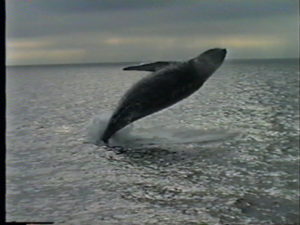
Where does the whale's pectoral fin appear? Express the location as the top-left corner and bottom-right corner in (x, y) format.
(123, 61), (178, 72)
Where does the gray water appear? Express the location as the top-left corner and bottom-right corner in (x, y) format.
(6, 59), (299, 225)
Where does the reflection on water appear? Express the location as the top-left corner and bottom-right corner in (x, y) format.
(6, 60), (299, 224)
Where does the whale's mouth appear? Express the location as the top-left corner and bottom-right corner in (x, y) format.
(85, 112), (238, 149)
(200, 48), (227, 64)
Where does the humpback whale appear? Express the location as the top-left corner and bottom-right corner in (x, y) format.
(101, 48), (227, 145)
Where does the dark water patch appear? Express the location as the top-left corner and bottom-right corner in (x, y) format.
(234, 193), (299, 224)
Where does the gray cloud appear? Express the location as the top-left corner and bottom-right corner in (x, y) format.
(7, 0), (298, 38)
(6, 0), (299, 65)
(7, 0), (297, 14)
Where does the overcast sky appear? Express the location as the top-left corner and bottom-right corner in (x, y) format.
(6, 0), (299, 65)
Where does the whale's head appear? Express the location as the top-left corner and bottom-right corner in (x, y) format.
(191, 48), (227, 78)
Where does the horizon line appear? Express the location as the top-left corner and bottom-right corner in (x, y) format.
(6, 57), (299, 67)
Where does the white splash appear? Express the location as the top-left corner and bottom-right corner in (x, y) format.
(85, 112), (238, 148)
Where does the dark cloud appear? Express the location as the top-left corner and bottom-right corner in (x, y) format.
(6, 0), (174, 15)
(7, 0), (297, 14)
(7, 0), (298, 38)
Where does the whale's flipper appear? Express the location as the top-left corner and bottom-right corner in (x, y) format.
(123, 61), (179, 72)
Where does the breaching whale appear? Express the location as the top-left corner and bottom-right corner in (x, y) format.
(100, 48), (227, 145)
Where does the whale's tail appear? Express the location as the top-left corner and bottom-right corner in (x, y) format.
(101, 121), (118, 144)
(101, 123), (118, 144)
(101, 131), (109, 144)
(101, 135), (109, 144)
(101, 107), (136, 144)
(101, 119), (131, 144)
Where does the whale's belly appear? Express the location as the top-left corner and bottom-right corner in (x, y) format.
(115, 66), (202, 121)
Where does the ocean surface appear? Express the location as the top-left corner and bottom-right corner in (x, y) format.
(6, 59), (299, 225)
